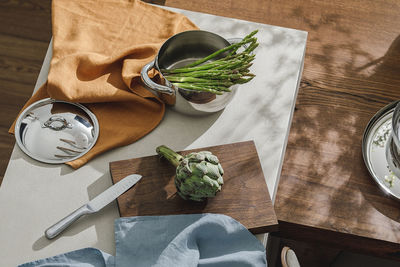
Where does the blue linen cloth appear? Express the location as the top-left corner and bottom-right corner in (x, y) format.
(20, 213), (267, 267)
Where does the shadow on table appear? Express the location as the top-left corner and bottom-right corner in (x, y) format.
(278, 4), (400, 251)
(358, 34), (400, 224)
(32, 172), (119, 251)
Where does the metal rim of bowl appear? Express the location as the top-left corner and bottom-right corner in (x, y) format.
(362, 100), (400, 201)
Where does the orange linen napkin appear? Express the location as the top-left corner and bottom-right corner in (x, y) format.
(10, 0), (198, 168)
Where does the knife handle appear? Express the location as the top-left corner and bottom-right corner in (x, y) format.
(45, 205), (91, 239)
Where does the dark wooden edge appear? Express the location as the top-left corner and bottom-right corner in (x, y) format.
(273, 220), (400, 261)
(250, 223), (279, 235)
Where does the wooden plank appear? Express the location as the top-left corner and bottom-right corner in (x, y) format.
(110, 141), (278, 234)
(0, 33), (49, 61)
(0, 1), (51, 183)
(275, 99), (400, 257)
(0, 0), (51, 42)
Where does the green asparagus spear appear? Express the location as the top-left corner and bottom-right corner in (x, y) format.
(162, 30), (259, 94)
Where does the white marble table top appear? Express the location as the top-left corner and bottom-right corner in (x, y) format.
(0, 6), (307, 266)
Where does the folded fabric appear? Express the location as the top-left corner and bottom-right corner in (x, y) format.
(19, 248), (114, 267)
(20, 214), (267, 267)
(10, 0), (198, 168)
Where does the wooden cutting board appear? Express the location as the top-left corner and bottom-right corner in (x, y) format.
(109, 140), (278, 234)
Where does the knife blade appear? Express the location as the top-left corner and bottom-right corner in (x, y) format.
(45, 174), (142, 239)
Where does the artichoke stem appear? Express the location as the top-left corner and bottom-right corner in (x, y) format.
(156, 145), (183, 168)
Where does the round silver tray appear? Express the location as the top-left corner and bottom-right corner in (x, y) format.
(362, 100), (400, 200)
(15, 98), (99, 164)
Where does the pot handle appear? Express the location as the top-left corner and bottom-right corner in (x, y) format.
(141, 60), (174, 95)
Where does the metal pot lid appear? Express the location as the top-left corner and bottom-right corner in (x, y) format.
(15, 98), (99, 164)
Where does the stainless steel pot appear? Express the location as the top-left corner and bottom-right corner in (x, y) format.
(141, 30), (239, 116)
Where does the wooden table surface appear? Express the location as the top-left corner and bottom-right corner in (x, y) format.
(1, 0), (400, 260)
(0, 1), (52, 183)
(269, 1), (400, 261)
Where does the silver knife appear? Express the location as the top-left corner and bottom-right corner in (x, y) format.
(45, 174), (142, 239)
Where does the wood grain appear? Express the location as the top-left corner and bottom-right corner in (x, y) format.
(264, 0), (400, 260)
(0, 0), (51, 184)
(109, 141), (278, 234)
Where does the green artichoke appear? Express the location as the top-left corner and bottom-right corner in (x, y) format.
(156, 145), (224, 201)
